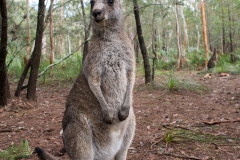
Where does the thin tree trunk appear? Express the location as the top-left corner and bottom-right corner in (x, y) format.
(133, 0), (152, 84)
(134, 37), (140, 63)
(0, 0), (10, 107)
(201, 1), (209, 68)
(180, 6), (188, 53)
(15, 0), (46, 101)
(152, 29), (157, 81)
(25, 0), (31, 66)
(174, 3), (182, 70)
(227, 1), (233, 52)
(206, 1), (212, 51)
(27, 0), (45, 100)
(227, 0), (234, 62)
(151, 2), (157, 81)
(80, 0), (91, 63)
(67, 34), (71, 55)
(194, 1), (200, 50)
(49, 0), (54, 75)
(221, 0), (226, 54)
(60, 0), (65, 56)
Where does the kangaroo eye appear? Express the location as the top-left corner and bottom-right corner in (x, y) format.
(107, 0), (114, 6)
(90, 1), (94, 7)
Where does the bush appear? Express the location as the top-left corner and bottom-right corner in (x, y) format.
(185, 47), (205, 69)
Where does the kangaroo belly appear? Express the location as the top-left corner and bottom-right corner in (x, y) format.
(93, 121), (128, 160)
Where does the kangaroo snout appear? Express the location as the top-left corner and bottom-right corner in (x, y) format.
(91, 3), (105, 22)
(92, 9), (102, 18)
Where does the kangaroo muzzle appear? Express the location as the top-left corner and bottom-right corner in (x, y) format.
(91, 3), (105, 22)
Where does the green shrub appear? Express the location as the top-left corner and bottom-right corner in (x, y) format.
(161, 72), (209, 93)
(155, 49), (178, 70)
(213, 54), (240, 74)
(186, 47), (205, 69)
(0, 139), (33, 160)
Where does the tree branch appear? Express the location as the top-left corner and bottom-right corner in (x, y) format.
(38, 40), (88, 77)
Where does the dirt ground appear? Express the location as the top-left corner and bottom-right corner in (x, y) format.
(0, 71), (239, 160)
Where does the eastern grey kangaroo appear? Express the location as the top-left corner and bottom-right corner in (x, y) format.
(35, 0), (136, 159)
(207, 48), (218, 69)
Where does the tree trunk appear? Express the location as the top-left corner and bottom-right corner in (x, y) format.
(174, 3), (182, 70)
(15, 0), (46, 101)
(134, 37), (140, 63)
(227, 0), (234, 62)
(152, 29), (157, 81)
(133, 0), (152, 84)
(59, 0), (65, 57)
(27, 0), (46, 100)
(180, 6), (188, 53)
(201, 1), (209, 68)
(0, 0), (10, 107)
(221, 0), (226, 54)
(49, 0), (54, 75)
(151, 2), (157, 81)
(80, 0), (91, 64)
(206, 1), (212, 52)
(25, 0), (31, 66)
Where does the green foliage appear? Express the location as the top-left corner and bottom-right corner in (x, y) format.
(166, 73), (177, 90)
(0, 139), (33, 160)
(186, 48), (205, 69)
(155, 49), (178, 70)
(6, 46), (25, 81)
(39, 52), (83, 83)
(213, 54), (240, 74)
(164, 128), (240, 145)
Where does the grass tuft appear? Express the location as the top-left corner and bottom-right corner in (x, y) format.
(164, 128), (240, 145)
(160, 72), (209, 93)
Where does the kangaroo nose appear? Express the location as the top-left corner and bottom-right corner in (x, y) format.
(92, 9), (102, 18)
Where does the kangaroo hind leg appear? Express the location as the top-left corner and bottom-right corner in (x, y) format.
(63, 119), (94, 160)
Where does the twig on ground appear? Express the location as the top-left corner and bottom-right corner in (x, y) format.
(203, 118), (240, 125)
(151, 137), (162, 149)
(0, 129), (13, 133)
(161, 152), (208, 160)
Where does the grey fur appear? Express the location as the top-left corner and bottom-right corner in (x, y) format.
(207, 48), (218, 69)
(36, 0), (136, 159)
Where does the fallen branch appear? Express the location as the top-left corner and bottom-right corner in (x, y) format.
(0, 129), (12, 133)
(0, 127), (26, 133)
(161, 152), (207, 160)
(203, 118), (240, 125)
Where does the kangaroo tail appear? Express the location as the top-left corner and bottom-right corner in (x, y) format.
(35, 147), (59, 160)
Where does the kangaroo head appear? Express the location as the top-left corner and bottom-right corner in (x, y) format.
(90, 0), (123, 27)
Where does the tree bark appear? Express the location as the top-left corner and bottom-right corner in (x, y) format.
(25, 0), (31, 66)
(15, 0), (46, 101)
(80, 0), (91, 64)
(221, 0), (226, 54)
(0, 0), (10, 107)
(49, 0), (54, 75)
(174, 3), (182, 70)
(180, 6), (188, 53)
(194, 1), (200, 50)
(134, 37), (140, 63)
(201, 1), (209, 68)
(27, 0), (46, 100)
(59, 0), (65, 57)
(151, 2), (157, 81)
(133, 0), (152, 84)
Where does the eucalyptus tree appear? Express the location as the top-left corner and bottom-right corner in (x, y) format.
(133, 0), (152, 84)
(0, 0), (10, 107)
(15, 0), (46, 101)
